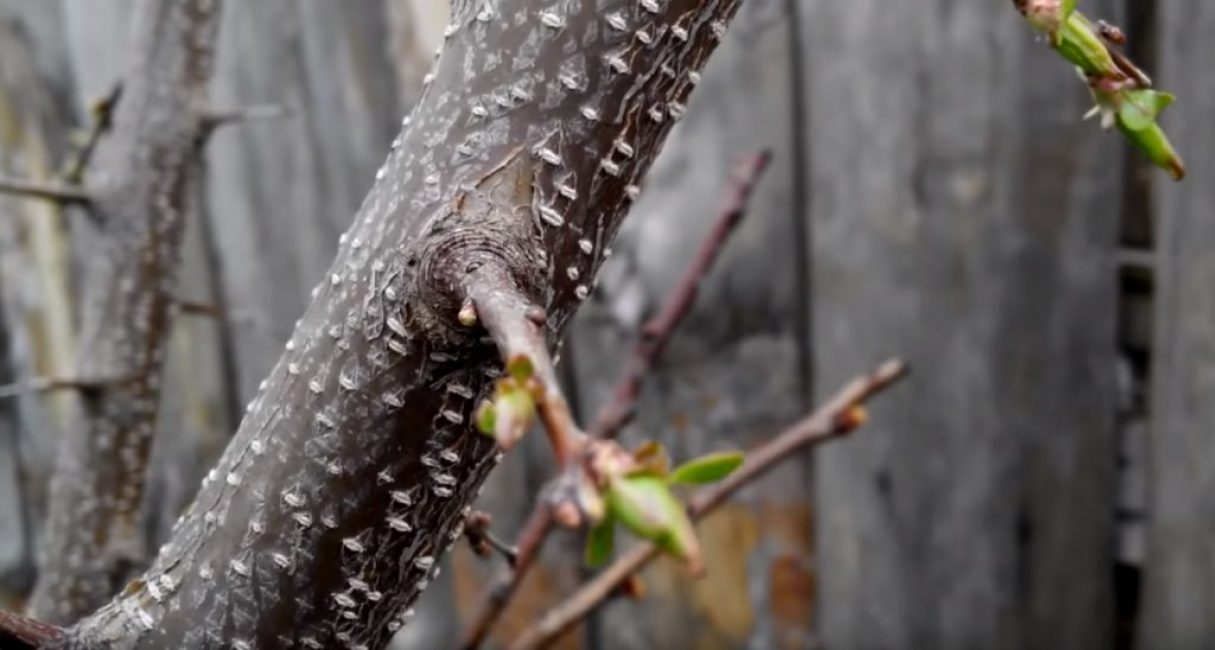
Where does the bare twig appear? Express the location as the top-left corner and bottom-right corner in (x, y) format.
(509, 359), (910, 650)
(591, 150), (772, 439)
(62, 81), (123, 184)
(0, 175), (90, 205)
(459, 506), (554, 650)
(457, 151), (772, 650)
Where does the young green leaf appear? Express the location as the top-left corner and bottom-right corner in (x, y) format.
(1118, 89), (1174, 132)
(585, 517), (615, 568)
(476, 378), (537, 447)
(669, 451), (745, 486)
(475, 401), (497, 436)
(606, 475), (703, 572)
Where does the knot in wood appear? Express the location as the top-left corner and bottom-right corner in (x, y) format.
(410, 150), (547, 344)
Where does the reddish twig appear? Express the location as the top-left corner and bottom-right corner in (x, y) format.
(590, 150), (772, 439)
(0, 610), (63, 649)
(456, 151), (772, 650)
(508, 359), (910, 650)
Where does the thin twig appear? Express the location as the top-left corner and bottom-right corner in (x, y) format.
(62, 81), (123, 184)
(456, 151), (773, 650)
(591, 150), (772, 439)
(0, 175), (90, 205)
(464, 266), (585, 462)
(459, 506), (554, 650)
(0, 377), (104, 400)
(508, 359), (910, 650)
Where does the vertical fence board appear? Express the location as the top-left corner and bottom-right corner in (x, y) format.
(804, 1), (1122, 648)
(0, 1), (77, 606)
(1139, 0), (1215, 646)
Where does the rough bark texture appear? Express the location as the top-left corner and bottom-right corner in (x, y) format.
(1138, 0), (1215, 646)
(806, 1), (1122, 648)
(54, 1), (746, 647)
(27, 0), (223, 624)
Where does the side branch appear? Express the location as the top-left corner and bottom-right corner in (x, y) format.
(591, 150), (772, 438)
(0, 610), (63, 649)
(464, 266), (584, 463)
(0, 175), (90, 206)
(508, 359), (910, 650)
(458, 152), (772, 650)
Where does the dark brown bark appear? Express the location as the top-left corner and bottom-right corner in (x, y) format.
(52, 1), (745, 648)
(27, 0), (223, 624)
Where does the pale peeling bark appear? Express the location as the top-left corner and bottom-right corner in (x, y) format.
(27, 0), (223, 624)
(53, 1), (744, 647)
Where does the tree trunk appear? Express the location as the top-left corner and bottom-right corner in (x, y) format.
(57, 1), (747, 647)
(805, 0), (1122, 648)
(28, 0), (223, 624)
(1138, 0), (1215, 646)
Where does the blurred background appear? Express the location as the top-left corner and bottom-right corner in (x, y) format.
(0, 1), (1211, 649)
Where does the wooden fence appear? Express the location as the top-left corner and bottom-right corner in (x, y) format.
(0, 0), (1210, 648)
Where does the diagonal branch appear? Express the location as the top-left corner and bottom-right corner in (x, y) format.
(0, 610), (63, 650)
(590, 150), (772, 439)
(458, 151), (772, 650)
(62, 81), (123, 184)
(508, 359), (910, 650)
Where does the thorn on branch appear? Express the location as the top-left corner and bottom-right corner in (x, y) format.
(201, 104), (291, 135)
(0, 175), (91, 206)
(0, 376), (107, 400)
(175, 298), (287, 338)
(62, 81), (123, 184)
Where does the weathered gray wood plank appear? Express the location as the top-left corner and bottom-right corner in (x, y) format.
(563, 1), (810, 647)
(204, 0), (414, 402)
(804, 1), (1123, 648)
(1138, 0), (1215, 646)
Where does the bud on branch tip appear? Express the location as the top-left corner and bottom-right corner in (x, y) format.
(1017, 0), (1185, 180)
